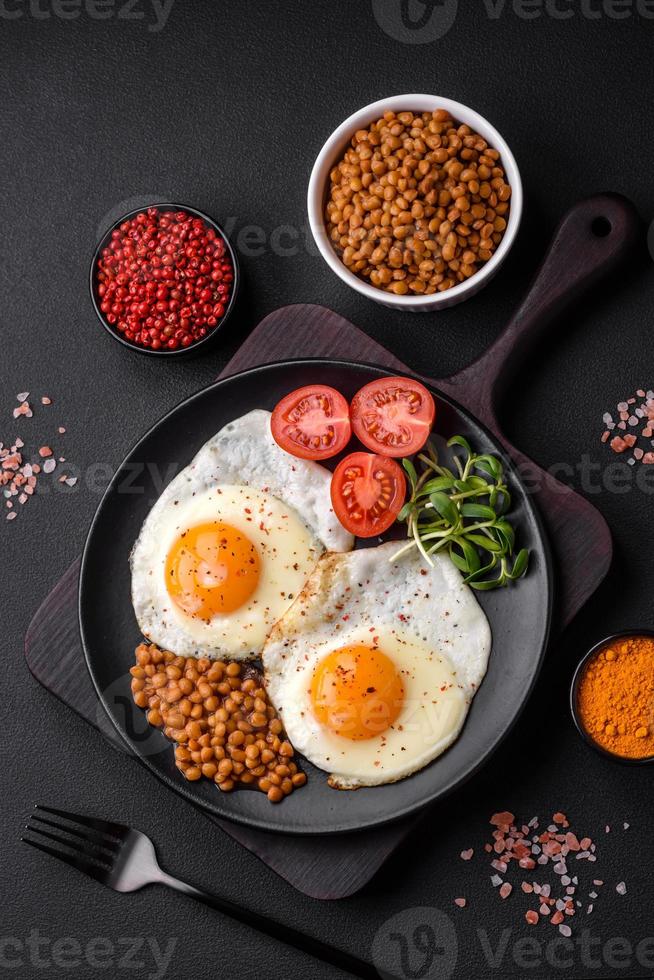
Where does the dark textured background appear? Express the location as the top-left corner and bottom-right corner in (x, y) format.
(2, 2), (654, 978)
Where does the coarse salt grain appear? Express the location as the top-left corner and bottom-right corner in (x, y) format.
(454, 898), (466, 908)
(603, 388), (654, 465)
(460, 849), (474, 861)
(616, 882), (626, 895)
(459, 810), (614, 937)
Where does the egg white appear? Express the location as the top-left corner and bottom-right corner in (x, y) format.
(130, 410), (354, 660)
(262, 542), (492, 787)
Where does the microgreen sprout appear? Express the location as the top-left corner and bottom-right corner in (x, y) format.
(390, 436), (529, 590)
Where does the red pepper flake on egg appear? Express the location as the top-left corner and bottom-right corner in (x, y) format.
(95, 207), (235, 351)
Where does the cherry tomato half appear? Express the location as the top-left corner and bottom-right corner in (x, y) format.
(350, 376), (436, 458)
(331, 452), (406, 538)
(271, 385), (351, 460)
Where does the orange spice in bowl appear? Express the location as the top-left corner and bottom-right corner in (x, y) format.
(571, 633), (654, 763)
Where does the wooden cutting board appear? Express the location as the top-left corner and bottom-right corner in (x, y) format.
(25, 193), (639, 899)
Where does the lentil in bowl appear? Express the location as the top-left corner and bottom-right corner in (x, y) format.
(308, 95), (523, 312)
(90, 204), (239, 357)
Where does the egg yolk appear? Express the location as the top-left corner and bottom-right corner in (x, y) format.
(310, 644), (404, 740)
(165, 521), (260, 619)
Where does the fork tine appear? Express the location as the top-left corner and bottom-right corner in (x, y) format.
(21, 836), (111, 886)
(25, 823), (114, 868)
(25, 819), (116, 866)
(35, 804), (127, 840)
(30, 813), (120, 854)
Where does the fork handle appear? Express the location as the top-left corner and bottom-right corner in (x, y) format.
(158, 871), (378, 979)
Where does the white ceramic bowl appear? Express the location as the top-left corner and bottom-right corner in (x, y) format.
(307, 94), (523, 312)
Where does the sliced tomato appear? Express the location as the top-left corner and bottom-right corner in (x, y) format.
(271, 385), (351, 460)
(331, 452), (406, 538)
(350, 376), (436, 457)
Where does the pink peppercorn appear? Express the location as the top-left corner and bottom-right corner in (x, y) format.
(95, 207), (234, 351)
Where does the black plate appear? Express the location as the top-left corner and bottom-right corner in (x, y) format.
(80, 360), (552, 835)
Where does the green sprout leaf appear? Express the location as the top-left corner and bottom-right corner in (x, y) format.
(429, 492), (459, 527)
(395, 439), (530, 590)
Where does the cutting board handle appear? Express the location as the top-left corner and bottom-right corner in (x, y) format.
(439, 193), (641, 423)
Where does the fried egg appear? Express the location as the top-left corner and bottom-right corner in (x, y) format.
(262, 542), (491, 787)
(130, 410), (353, 660)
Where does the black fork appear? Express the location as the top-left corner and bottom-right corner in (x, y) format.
(22, 805), (378, 979)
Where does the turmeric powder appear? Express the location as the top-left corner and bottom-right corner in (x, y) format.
(577, 635), (654, 759)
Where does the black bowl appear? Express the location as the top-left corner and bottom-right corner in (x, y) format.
(570, 630), (654, 765)
(89, 203), (240, 358)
